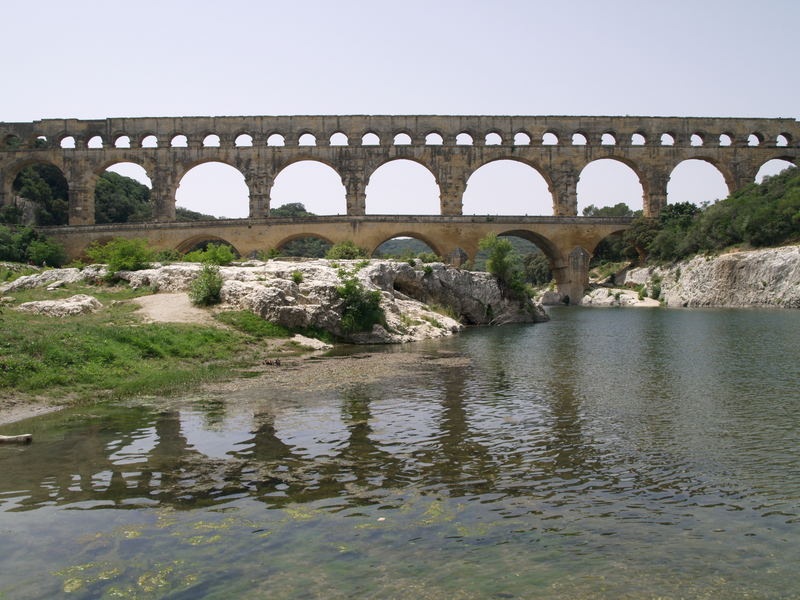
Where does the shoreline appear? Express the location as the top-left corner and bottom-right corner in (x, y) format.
(0, 347), (472, 427)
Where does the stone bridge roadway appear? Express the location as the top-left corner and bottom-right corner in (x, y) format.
(38, 215), (633, 303)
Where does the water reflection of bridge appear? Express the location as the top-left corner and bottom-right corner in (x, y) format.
(0, 358), (601, 513)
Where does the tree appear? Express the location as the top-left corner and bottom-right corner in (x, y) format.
(94, 171), (152, 223)
(478, 233), (527, 297)
(326, 240), (368, 259)
(582, 202), (640, 217)
(12, 164), (69, 225)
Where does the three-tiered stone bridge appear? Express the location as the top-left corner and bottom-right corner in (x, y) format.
(2, 114), (798, 301)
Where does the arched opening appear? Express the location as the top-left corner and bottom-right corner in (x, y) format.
(4, 134), (21, 149)
(34, 136), (48, 148)
(667, 159), (730, 206)
(141, 135), (158, 148)
(267, 133), (285, 146)
(60, 136), (76, 149)
(393, 133), (412, 145)
(203, 134), (220, 147)
(95, 162), (153, 224)
(298, 133), (316, 146)
(366, 159), (440, 215)
(114, 135), (131, 149)
(589, 231), (631, 276)
(571, 133), (587, 145)
(456, 132), (473, 145)
(171, 135), (188, 148)
(425, 132), (443, 145)
(776, 134), (790, 147)
(330, 132), (348, 146)
(276, 234), (332, 258)
(719, 134), (732, 147)
(11, 162), (69, 225)
(474, 232), (554, 289)
(87, 135), (103, 149)
(271, 160), (346, 215)
(690, 134), (704, 147)
(631, 133), (646, 146)
(373, 235), (439, 259)
(485, 132), (502, 145)
(661, 133), (675, 146)
(748, 133), (762, 147)
(463, 160), (553, 216)
(601, 133), (616, 146)
(755, 159), (796, 183)
(177, 236), (240, 256)
(235, 134), (253, 147)
(514, 132), (531, 145)
(362, 132), (380, 146)
(176, 162), (249, 219)
(577, 159), (644, 215)
(542, 132), (559, 145)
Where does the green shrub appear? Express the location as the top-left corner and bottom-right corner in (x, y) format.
(86, 238), (154, 272)
(184, 242), (236, 265)
(189, 264), (224, 306)
(291, 270), (304, 284)
(26, 238), (67, 267)
(650, 275), (662, 299)
(423, 265), (433, 276)
(418, 252), (441, 263)
(478, 233), (528, 299)
(326, 240), (368, 260)
(336, 268), (385, 334)
(154, 248), (182, 263)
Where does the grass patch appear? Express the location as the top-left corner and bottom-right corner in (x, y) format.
(0, 295), (259, 402)
(214, 311), (336, 345)
(214, 311), (291, 338)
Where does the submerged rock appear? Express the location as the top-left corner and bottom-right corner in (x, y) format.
(16, 294), (102, 317)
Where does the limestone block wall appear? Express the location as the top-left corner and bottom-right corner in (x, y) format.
(1, 114), (798, 225)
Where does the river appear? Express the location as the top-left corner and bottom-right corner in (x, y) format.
(1, 307), (799, 599)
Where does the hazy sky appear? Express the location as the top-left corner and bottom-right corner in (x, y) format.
(4, 0), (798, 218)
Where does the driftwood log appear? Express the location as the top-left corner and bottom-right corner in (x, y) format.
(0, 434), (32, 444)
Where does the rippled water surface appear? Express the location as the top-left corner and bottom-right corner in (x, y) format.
(1, 307), (799, 599)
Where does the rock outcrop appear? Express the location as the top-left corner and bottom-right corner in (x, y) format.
(614, 245), (800, 308)
(3, 259), (548, 344)
(16, 294), (102, 316)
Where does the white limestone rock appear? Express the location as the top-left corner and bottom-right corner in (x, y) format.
(16, 294), (102, 317)
(617, 245), (800, 308)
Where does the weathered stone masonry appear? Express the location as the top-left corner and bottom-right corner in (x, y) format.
(1, 115), (798, 303)
(1, 115), (798, 224)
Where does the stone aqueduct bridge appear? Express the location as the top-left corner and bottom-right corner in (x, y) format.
(1, 114), (798, 301)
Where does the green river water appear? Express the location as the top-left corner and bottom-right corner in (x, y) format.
(1, 306), (799, 599)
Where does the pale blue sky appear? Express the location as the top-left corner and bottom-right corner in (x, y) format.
(4, 0), (798, 217)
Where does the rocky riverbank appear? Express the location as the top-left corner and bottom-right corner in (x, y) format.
(586, 245), (800, 308)
(2, 258), (548, 344)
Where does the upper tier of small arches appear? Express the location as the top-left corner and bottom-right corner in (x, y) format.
(2, 116), (797, 151)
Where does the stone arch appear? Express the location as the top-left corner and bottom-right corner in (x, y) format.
(274, 232), (335, 253)
(371, 232), (444, 258)
(755, 157), (797, 183)
(361, 130), (381, 146)
(113, 134), (131, 148)
(59, 135), (76, 149)
(272, 159), (346, 215)
(577, 157), (647, 214)
(463, 157), (554, 215)
(496, 228), (563, 268)
(667, 158), (732, 205)
(92, 161), (154, 224)
(87, 135), (104, 149)
(234, 133), (253, 147)
(8, 159), (70, 225)
(139, 133), (158, 148)
(267, 132), (286, 146)
(175, 160), (250, 219)
(542, 130), (559, 145)
(176, 234), (241, 256)
(365, 158), (441, 215)
(424, 131), (444, 145)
